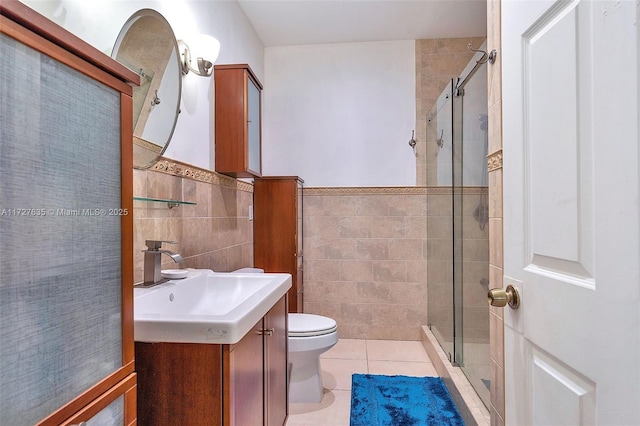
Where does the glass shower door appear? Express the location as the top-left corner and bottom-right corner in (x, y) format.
(455, 61), (490, 407)
(426, 80), (455, 361)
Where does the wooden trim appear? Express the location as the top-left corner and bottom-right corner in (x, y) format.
(215, 63), (263, 89)
(0, 15), (133, 95)
(124, 378), (137, 426)
(60, 373), (137, 425)
(121, 93), (135, 365)
(0, 0), (139, 85)
(37, 363), (135, 426)
(257, 176), (305, 184)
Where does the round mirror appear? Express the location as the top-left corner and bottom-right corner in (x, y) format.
(112, 9), (181, 169)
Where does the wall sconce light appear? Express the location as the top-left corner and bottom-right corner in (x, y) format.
(178, 34), (220, 77)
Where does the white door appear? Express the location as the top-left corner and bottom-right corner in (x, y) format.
(501, 0), (640, 424)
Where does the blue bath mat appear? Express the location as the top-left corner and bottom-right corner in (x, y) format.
(350, 374), (465, 426)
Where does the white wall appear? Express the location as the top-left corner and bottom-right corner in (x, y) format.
(263, 41), (416, 187)
(22, 1), (418, 187)
(21, 0), (264, 171)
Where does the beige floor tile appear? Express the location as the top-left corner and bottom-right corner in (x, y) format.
(321, 338), (367, 360)
(366, 339), (430, 362)
(287, 389), (352, 426)
(321, 358), (368, 391)
(367, 360), (439, 377)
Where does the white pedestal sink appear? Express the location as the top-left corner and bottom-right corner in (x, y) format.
(134, 269), (291, 344)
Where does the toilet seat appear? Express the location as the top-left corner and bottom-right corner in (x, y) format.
(289, 313), (337, 337)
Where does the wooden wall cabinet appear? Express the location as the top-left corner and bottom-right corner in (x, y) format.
(0, 2), (138, 425)
(215, 63), (262, 177)
(254, 177), (304, 313)
(136, 296), (288, 426)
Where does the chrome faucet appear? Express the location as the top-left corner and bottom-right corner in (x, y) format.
(140, 240), (183, 287)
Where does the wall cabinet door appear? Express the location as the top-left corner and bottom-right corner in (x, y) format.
(254, 177), (304, 313)
(215, 63), (262, 177)
(0, 3), (137, 425)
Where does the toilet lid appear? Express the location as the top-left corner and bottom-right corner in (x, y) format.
(289, 313), (337, 337)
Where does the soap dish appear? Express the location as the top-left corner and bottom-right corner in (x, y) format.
(161, 269), (188, 280)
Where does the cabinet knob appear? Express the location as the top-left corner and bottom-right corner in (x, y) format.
(258, 328), (274, 336)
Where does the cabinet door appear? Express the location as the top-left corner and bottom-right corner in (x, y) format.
(225, 321), (264, 426)
(0, 20), (134, 425)
(247, 74), (261, 175)
(254, 178), (303, 313)
(214, 64), (262, 178)
(264, 297), (288, 426)
(136, 342), (223, 425)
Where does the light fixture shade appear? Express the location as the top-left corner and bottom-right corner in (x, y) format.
(179, 34), (220, 77)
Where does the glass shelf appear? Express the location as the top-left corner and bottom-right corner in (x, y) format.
(133, 196), (196, 209)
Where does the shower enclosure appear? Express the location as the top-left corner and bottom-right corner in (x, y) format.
(426, 50), (490, 407)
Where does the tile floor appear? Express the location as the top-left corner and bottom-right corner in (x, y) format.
(286, 339), (439, 425)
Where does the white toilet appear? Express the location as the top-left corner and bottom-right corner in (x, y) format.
(233, 268), (338, 403)
(288, 313), (338, 403)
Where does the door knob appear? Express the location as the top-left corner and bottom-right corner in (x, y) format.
(488, 285), (520, 309)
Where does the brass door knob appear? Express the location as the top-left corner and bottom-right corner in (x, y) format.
(488, 285), (520, 309)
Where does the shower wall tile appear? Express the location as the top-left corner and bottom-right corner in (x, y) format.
(406, 259), (428, 282)
(132, 164), (253, 284)
(415, 36), (485, 186)
(427, 260), (453, 283)
(488, 100), (503, 156)
(490, 359), (505, 423)
(489, 168), (503, 218)
(388, 239), (424, 260)
(489, 312), (505, 366)
(489, 218), (503, 268)
(355, 239), (389, 260)
(489, 266), (504, 319)
(303, 189), (427, 340)
(487, 49), (502, 109)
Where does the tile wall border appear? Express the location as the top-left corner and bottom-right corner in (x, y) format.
(151, 157), (254, 192)
(487, 150), (503, 172)
(304, 186), (428, 196)
(304, 186), (489, 196)
(426, 187), (489, 195)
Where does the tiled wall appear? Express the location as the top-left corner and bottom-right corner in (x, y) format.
(486, 0), (505, 424)
(132, 158), (254, 284)
(415, 37), (485, 186)
(303, 187), (428, 341)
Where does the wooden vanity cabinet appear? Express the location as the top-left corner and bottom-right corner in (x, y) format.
(215, 63), (262, 177)
(254, 177), (305, 313)
(136, 296), (288, 426)
(0, 2), (138, 425)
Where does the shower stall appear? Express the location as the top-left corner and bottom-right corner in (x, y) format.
(425, 48), (490, 407)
